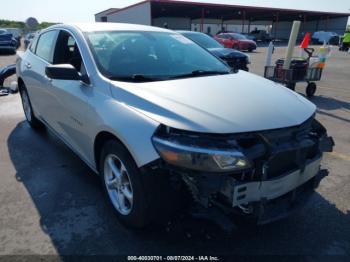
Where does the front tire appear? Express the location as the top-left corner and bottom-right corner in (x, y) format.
(100, 140), (150, 228)
(19, 85), (44, 129)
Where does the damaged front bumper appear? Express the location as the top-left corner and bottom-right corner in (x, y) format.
(230, 156), (321, 207)
(178, 156), (328, 225)
(149, 118), (334, 225)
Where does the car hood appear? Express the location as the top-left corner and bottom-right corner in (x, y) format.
(110, 71), (316, 134)
(208, 47), (247, 59)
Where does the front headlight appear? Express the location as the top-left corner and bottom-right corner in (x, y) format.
(152, 137), (250, 172)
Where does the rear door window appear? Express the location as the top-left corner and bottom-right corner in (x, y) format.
(222, 34), (229, 39)
(35, 30), (58, 63)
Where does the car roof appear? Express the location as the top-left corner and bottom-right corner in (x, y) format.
(177, 30), (203, 35)
(48, 22), (174, 33)
(218, 32), (237, 35)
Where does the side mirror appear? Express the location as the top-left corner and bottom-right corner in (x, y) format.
(45, 64), (90, 85)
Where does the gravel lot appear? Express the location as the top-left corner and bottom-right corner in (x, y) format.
(0, 43), (349, 257)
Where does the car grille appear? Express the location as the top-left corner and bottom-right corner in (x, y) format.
(237, 117), (320, 179)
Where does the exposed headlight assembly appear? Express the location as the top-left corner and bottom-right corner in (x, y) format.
(152, 136), (250, 173)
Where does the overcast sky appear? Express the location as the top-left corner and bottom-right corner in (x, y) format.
(1, 0), (349, 23)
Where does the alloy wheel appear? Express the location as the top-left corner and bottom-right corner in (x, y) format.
(104, 154), (134, 215)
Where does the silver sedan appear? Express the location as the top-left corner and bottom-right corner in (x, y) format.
(16, 23), (333, 228)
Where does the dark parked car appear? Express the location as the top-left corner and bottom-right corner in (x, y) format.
(0, 29), (17, 54)
(0, 64), (16, 87)
(215, 32), (257, 52)
(242, 33), (257, 42)
(249, 29), (272, 43)
(179, 31), (250, 71)
(4, 28), (21, 48)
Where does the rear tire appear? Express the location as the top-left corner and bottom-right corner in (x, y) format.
(99, 140), (151, 228)
(19, 84), (44, 129)
(233, 44), (239, 50)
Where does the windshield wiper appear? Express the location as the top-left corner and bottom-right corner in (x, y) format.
(168, 70), (230, 80)
(109, 74), (161, 82)
(109, 70), (230, 82)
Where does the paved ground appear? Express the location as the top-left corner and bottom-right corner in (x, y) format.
(0, 44), (349, 257)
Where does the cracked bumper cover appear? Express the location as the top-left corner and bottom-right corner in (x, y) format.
(231, 156), (321, 207)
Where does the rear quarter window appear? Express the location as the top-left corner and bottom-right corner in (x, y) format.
(29, 35), (39, 53)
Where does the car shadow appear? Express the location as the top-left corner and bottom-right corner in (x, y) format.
(311, 95), (350, 111)
(309, 95), (350, 123)
(7, 121), (350, 256)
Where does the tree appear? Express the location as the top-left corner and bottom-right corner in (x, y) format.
(0, 19), (56, 34)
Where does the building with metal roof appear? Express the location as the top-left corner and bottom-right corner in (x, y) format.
(95, 0), (350, 38)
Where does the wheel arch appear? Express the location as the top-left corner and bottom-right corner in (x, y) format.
(94, 131), (119, 174)
(17, 77), (25, 91)
(93, 131), (137, 175)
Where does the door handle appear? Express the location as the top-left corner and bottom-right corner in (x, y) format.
(25, 62), (31, 69)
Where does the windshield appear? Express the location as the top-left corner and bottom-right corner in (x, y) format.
(85, 31), (230, 82)
(182, 33), (222, 49)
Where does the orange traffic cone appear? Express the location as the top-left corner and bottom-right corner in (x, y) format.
(300, 32), (311, 49)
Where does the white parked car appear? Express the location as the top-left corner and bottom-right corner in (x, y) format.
(312, 31), (339, 45)
(16, 23), (333, 228)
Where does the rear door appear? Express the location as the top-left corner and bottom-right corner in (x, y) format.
(20, 30), (58, 124)
(215, 34), (226, 45)
(221, 34), (233, 48)
(229, 34), (239, 48)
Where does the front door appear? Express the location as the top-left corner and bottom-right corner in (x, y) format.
(48, 30), (93, 161)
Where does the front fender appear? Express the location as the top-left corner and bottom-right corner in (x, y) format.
(92, 98), (160, 168)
